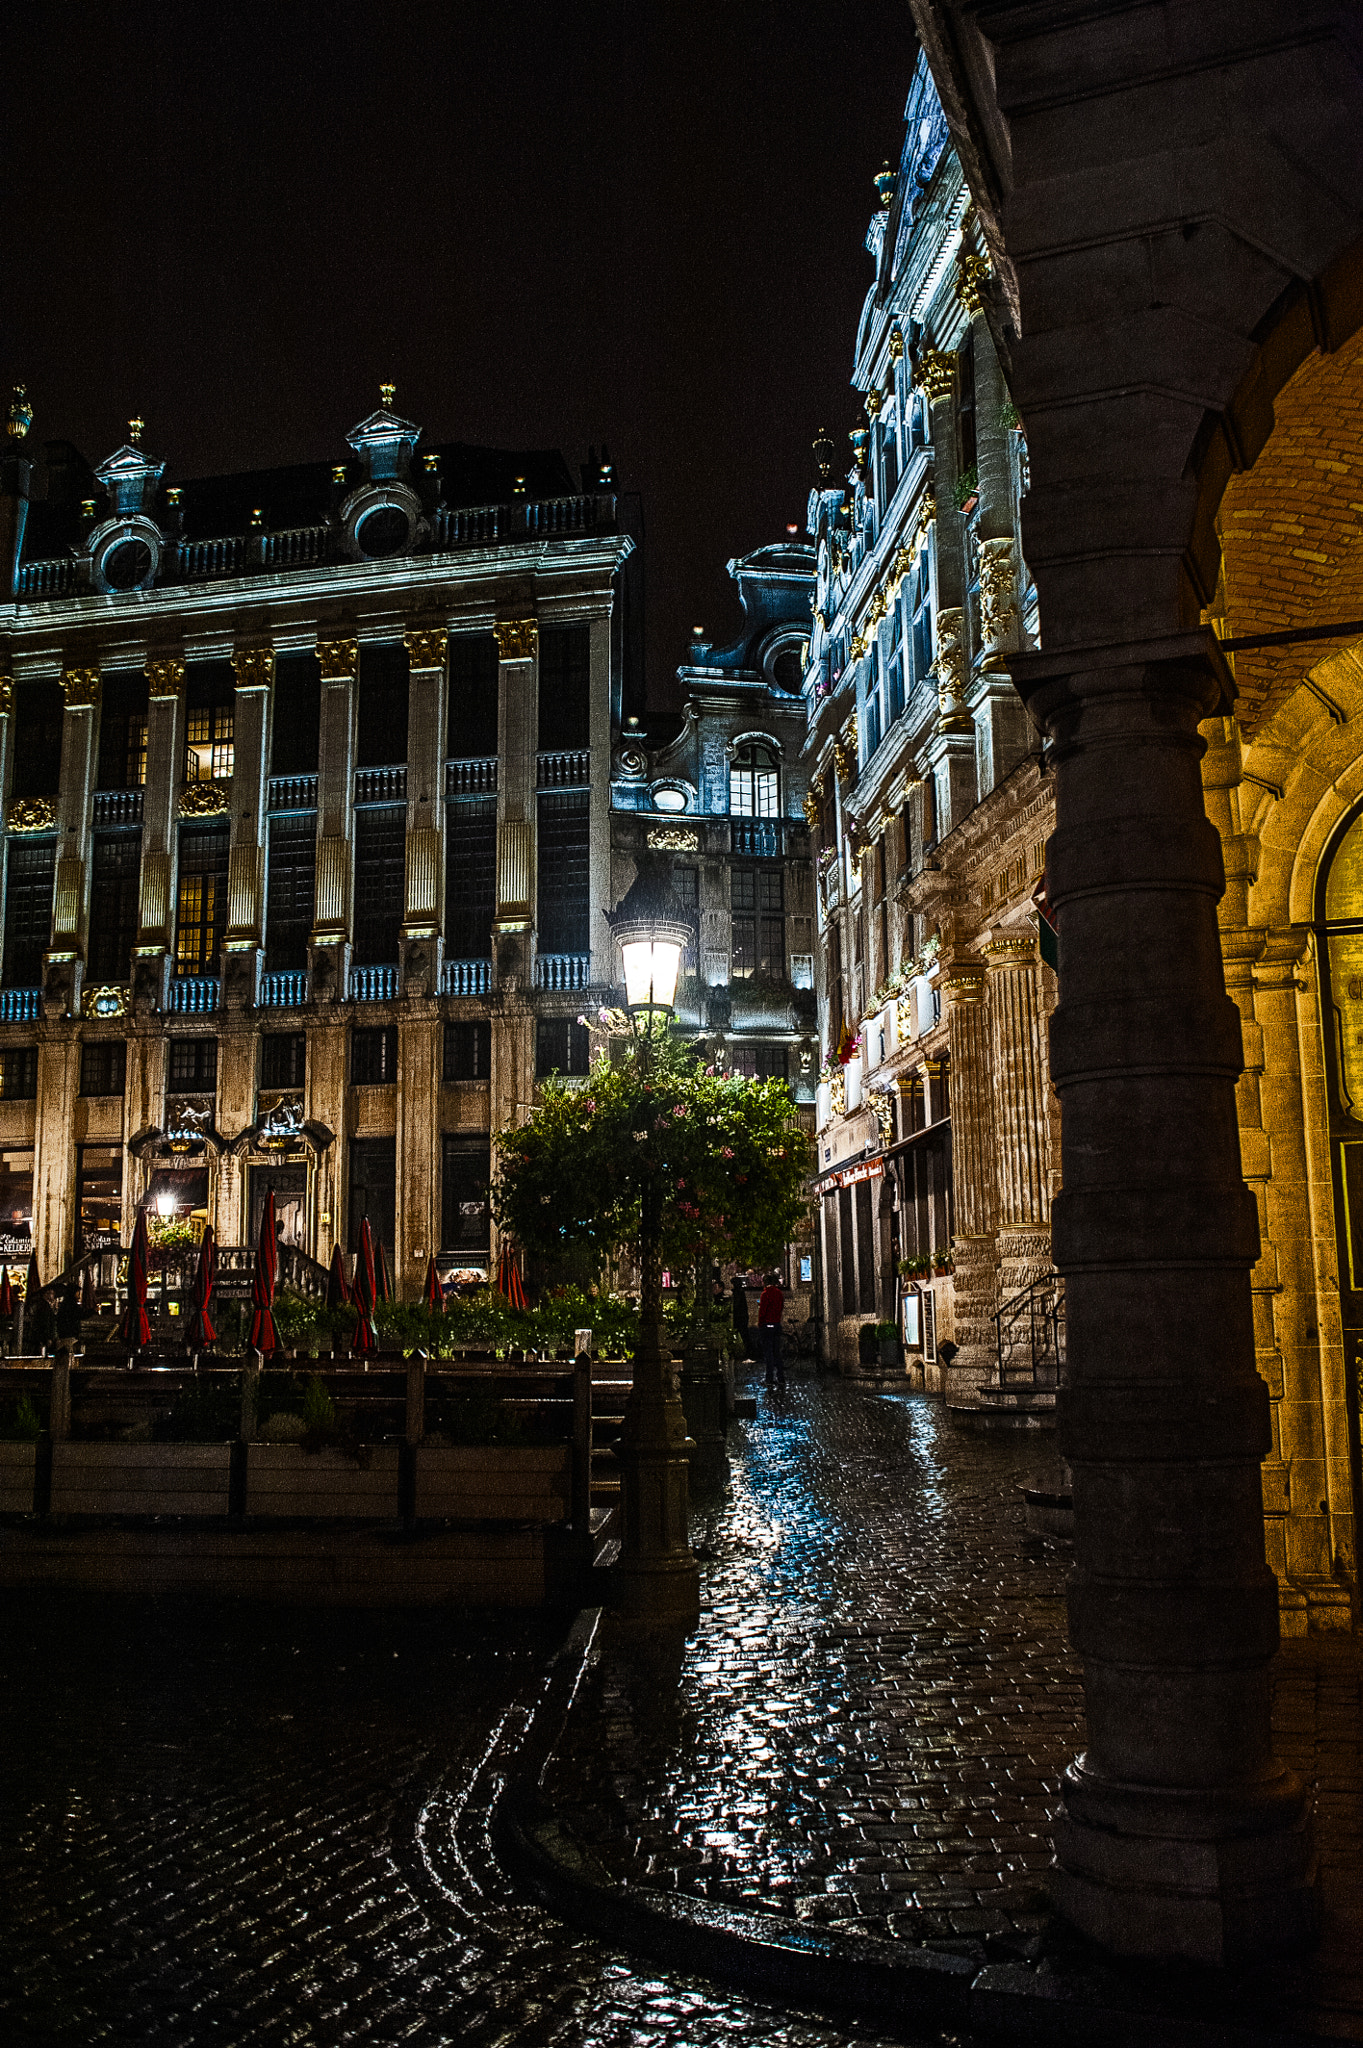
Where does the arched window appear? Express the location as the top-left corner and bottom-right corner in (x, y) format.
(729, 741), (779, 819)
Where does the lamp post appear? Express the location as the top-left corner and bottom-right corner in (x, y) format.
(608, 857), (701, 1625)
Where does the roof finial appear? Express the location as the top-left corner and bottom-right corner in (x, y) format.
(379, 381), (396, 409)
(8, 383), (32, 442)
(128, 416), (144, 445)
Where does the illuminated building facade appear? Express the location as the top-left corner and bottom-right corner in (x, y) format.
(0, 388), (638, 1295)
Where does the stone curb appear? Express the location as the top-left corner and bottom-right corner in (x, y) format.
(490, 1607), (1344, 2048)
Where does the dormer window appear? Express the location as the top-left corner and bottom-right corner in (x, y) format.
(729, 741), (778, 819)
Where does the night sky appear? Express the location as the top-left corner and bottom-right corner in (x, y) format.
(4, 3), (915, 708)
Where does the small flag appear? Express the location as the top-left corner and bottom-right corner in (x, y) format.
(1032, 872), (1059, 975)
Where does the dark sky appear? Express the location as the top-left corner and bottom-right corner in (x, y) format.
(3, 3), (915, 709)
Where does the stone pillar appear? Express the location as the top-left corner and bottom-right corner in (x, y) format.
(1029, 647), (1315, 1963)
(222, 647), (272, 1013)
(306, 1020), (348, 1269)
(123, 1025), (166, 1224)
(493, 617), (538, 991)
(915, 348), (964, 614)
(45, 666), (101, 1018)
(983, 932), (1052, 1300)
(925, 608), (978, 836)
(395, 1011), (440, 1300)
(401, 629), (447, 999)
(134, 658), (186, 1016)
(32, 1038), (79, 1273)
(489, 1003), (534, 1263)
(310, 639), (357, 1007)
(942, 961), (996, 1405)
(587, 611), (613, 983)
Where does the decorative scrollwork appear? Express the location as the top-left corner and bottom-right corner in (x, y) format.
(913, 349), (956, 403)
(62, 667), (101, 708)
(646, 827), (700, 853)
(404, 628), (448, 671)
(316, 638), (358, 681)
(82, 982), (130, 1018)
(493, 618), (538, 661)
(145, 657), (185, 698)
(954, 250), (992, 318)
(8, 796), (56, 833)
(231, 647), (274, 691)
(178, 781), (230, 817)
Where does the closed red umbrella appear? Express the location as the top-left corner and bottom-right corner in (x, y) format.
(0, 1266), (14, 1319)
(186, 1225), (218, 1350)
(351, 1217), (377, 1354)
(119, 1212), (152, 1350)
(497, 1240), (528, 1310)
(326, 1244), (350, 1311)
(423, 1256), (443, 1312)
(248, 1190), (279, 1354)
(24, 1251), (41, 1317)
(377, 1238), (394, 1304)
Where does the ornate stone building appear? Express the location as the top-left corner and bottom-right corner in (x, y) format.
(0, 387), (638, 1296)
(610, 540), (819, 1317)
(803, 53), (1055, 1398)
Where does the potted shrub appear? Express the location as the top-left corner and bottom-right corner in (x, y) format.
(874, 1320), (902, 1370)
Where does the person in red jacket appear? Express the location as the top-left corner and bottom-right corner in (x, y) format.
(757, 1270), (785, 1391)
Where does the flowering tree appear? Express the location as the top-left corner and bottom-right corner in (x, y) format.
(492, 1020), (811, 1283)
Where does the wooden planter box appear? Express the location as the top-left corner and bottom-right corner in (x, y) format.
(415, 1444), (570, 1522)
(50, 1442), (232, 1517)
(0, 1441), (37, 1513)
(246, 1443), (401, 1520)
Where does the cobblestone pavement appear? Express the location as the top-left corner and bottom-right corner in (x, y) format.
(541, 1372), (1363, 2038)
(0, 1587), (940, 2046)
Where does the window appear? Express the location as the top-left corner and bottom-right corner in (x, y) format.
(352, 807), (405, 965)
(175, 825), (229, 975)
(444, 1020), (491, 1081)
(185, 661), (235, 783)
(352, 1024), (398, 1085)
(537, 791), (589, 954)
(80, 1039), (127, 1097)
(169, 1037), (218, 1091)
(729, 742), (778, 819)
(538, 625), (590, 751)
(957, 331), (977, 480)
(265, 815), (316, 971)
(442, 1136), (491, 1255)
(88, 832), (141, 983)
(357, 643), (409, 767)
(0, 1047), (37, 1099)
(909, 551), (933, 691)
(673, 865), (699, 969)
(11, 681), (63, 800)
(536, 1017), (590, 1077)
(261, 1032), (306, 1089)
(77, 1143), (122, 1254)
(3, 839), (55, 986)
(271, 653), (321, 775)
(0, 1147), (35, 1259)
(731, 865), (784, 979)
(445, 798), (496, 958)
(447, 634), (499, 758)
(864, 649), (882, 762)
(349, 1136), (396, 1257)
(886, 598), (905, 724)
(882, 416), (899, 504)
(729, 1044), (789, 1083)
(97, 671), (149, 790)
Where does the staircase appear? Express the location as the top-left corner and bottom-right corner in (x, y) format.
(587, 1359), (632, 1560)
(977, 1274), (1065, 1426)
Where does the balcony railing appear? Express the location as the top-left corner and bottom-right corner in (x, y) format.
(175, 535), (245, 580)
(354, 765), (407, 805)
(432, 503), (503, 548)
(538, 749), (590, 789)
(261, 525), (327, 571)
(731, 820), (781, 859)
(0, 988), (41, 1022)
(92, 788), (144, 828)
(259, 969), (309, 1008)
(524, 494), (590, 536)
(169, 975), (220, 1015)
(16, 558), (76, 599)
(267, 773), (318, 812)
(440, 957), (492, 997)
(535, 953), (591, 991)
(349, 963), (398, 1002)
(445, 756), (498, 798)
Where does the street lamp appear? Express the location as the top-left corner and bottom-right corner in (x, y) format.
(607, 857), (701, 1625)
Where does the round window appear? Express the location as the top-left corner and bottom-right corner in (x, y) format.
(771, 647), (804, 694)
(355, 505), (411, 558)
(653, 787), (687, 814)
(103, 538), (154, 590)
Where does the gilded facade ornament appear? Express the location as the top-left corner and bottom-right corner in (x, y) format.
(316, 639), (359, 681)
(849, 631), (868, 661)
(913, 348), (956, 403)
(829, 1069), (846, 1118)
(803, 790), (820, 830)
(493, 618), (538, 662)
(954, 251), (992, 319)
(404, 628), (448, 671)
(82, 983), (130, 1019)
(61, 667), (101, 708)
(977, 537), (1020, 672)
(983, 933), (1036, 963)
(0, 675), (12, 716)
(178, 781), (231, 817)
(868, 589), (887, 626)
(8, 796), (57, 833)
(8, 384), (32, 442)
(145, 657), (185, 698)
(872, 1090), (895, 1144)
(941, 969), (985, 1007)
(931, 607), (970, 732)
(646, 827), (700, 853)
(864, 388), (883, 420)
(231, 647), (275, 691)
(888, 326), (905, 361)
(833, 739), (852, 782)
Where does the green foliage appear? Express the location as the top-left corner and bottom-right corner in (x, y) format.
(874, 1322), (901, 1342)
(953, 463), (979, 509)
(494, 1023), (811, 1278)
(0, 1393), (42, 1442)
(301, 1375), (336, 1436)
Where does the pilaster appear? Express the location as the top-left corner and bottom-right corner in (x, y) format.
(310, 638), (357, 1004)
(45, 666), (102, 1016)
(587, 611), (612, 982)
(983, 931), (1052, 1299)
(493, 617), (537, 989)
(33, 1037), (80, 1273)
(306, 1017), (349, 1269)
(224, 645), (273, 1011)
(395, 1010), (440, 1297)
(402, 628), (447, 998)
(134, 657), (185, 1014)
(943, 961), (996, 1403)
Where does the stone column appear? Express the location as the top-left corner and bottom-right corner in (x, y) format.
(395, 1012), (440, 1299)
(310, 639), (357, 1007)
(306, 1021), (348, 1270)
(401, 628), (447, 999)
(32, 1038), (80, 1273)
(45, 666), (101, 1018)
(133, 658), (186, 1016)
(222, 647), (272, 1013)
(924, 608), (978, 836)
(587, 611), (613, 983)
(492, 617), (537, 992)
(983, 932), (1052, 1300)
(1029, 647), (1315, 1963)
(942, 960), (996, 1405)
